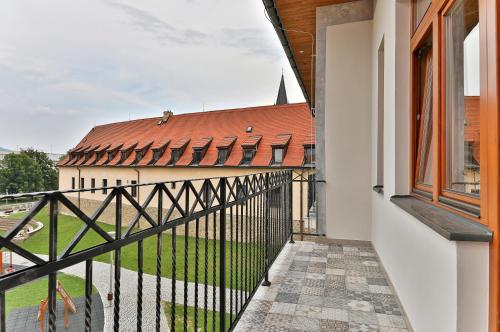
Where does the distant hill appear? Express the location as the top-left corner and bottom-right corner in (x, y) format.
(0, 147), (12, 153)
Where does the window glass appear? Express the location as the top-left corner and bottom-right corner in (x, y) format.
(102, 179), (108, 194)
(131, 180), (137, 197)
(217, 149), (228, 165)
(71, 177), (75, 190)
(241, 148), (255, 165)
(304, 146), (315, 165)
(273, 148), (284, 165)
(170, 150), (181, 165)
(413, 0), (432, 31)
(445, 0), (480, 196)
(80, 178), (85, 189)
(415, 40), (434, 187)
(116, 179), (122, 186)
(192, 149), (204, 165)
(91, 178), (96, 193)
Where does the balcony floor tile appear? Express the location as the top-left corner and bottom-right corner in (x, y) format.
(235, 241), (411, 332)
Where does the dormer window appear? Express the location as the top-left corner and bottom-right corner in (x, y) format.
(119, 150), (131, 164)
(241, 148), (256, 165)
(134, 150), (144, 164)
(191, 149), (205, 166)
(107, 150), (117, 163)
(271, 147), (285, 165)
(304, 145), (315, 165)
(96, 151), (105, 162)
(216, 148), (229, 165)
(169, 149), (182, 165)
(150, 148), (165, 165)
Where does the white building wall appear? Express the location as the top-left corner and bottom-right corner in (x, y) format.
(324, 20), (373, 241)
(368, 1), (489, 331)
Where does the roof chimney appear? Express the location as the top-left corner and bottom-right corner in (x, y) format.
(159, 110), (173, 125)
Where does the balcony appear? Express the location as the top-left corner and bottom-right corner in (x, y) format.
(0, 170), (410, 331)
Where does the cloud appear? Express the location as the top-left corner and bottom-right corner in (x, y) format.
(105, 1), (209, 45)
(217, 27), (282, 60)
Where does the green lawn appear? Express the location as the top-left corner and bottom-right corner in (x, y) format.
(15, 210), (266, 289)
(5, 274), (94, 317)
(163, 301), (231, 332)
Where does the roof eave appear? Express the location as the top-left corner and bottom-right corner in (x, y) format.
(262, 0), (311, 106)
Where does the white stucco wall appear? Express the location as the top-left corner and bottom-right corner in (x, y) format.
(324, 20), (373, 241)
(368, 1), (489, 331)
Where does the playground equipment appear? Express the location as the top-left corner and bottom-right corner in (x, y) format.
(37, 280), (76, 332)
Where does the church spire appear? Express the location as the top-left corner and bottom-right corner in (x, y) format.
(275, 72), (288, 105)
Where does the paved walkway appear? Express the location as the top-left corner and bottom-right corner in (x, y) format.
(235, 241), (412, 332)
(13, 254), (245, 332)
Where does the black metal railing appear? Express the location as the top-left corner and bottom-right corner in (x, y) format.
(0, 170), (293, 331)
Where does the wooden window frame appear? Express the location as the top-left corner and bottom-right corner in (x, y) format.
(410, 0), (495, 225)
(410, 2), (499, 329)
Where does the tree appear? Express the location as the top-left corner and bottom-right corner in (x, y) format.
(22, 148), (58, 190)
(0, 149), (58, 194)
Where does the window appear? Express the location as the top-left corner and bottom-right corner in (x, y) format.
(191, 149), (205, 166)
(91, 178), (96, 193)
(271, 147), (285, 165)
(150, 148), (165, 165)
(131, 180), (137, 198)
(102, 179), (108, 194)
(134, 151), (143, 164)
(169, 149), (182, 165)
(216, 148), (229, 165)
(444, 0), (480, 197)
(108, 151), (117, 163)
(413, 0), (432, 32)
(241, 148), (256, 165)
(409, 0), (488, 217)
(414, 36), (434, 188)
(119, 150), (131, 164)
(71, 177), (75, 190)
(376, 38), (385, 187)
(80, 177), (85, 189)
(304, 146), (315, 165)
(116, 179), (122, 186)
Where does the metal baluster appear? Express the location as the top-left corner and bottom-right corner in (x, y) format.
(219, 177), (227, 332)
(156, 189), (162, 332)
(0, 291), (5, 332)
(212, 211), (216, 332)
(114, 190), (122, 332)
(239, 195), (244, 304)
(289, 171), (294, 243)
(229, 205), (233, 324)
(183, 188), (189, 332)
(85, 259), (93, 332)
(48, 196), (58, 332)
(171, 227), (176, 331)
(194, 217), (200, 332)
(263, 173), (271, 287)
(204, 214), (208, 331)
(137, 240), (143, 332)
(244, 181), (248, 300)
(235, 198), (239, 315)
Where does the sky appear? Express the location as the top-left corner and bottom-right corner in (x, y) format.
(0, 0), (304, 153)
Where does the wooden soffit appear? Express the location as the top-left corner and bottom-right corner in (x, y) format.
(269, 0), (355, 104)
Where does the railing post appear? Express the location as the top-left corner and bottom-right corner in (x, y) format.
(289, 171), (294, 244)
(219, 177), (227, 331)
(48, 196), (58, 332)
(113, 188), (122, 332)
(262, 173), (271, 287)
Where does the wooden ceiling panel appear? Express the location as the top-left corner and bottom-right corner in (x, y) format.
(274, 0), (355, 104)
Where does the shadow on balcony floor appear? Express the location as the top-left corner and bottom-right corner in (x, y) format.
(235, 241), (411, 332)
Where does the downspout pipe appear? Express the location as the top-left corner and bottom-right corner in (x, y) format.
(262, 0), (312, 106)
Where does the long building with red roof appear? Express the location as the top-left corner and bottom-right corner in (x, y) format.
(57, 92), (316, 226)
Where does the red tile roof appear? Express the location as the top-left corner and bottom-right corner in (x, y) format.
(59, 103), (315, 168)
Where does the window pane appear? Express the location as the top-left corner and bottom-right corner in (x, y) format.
(413, 0), (432, 31)
(273, 148), (283, 164)
(415, 44), (433, 186)
(445, 0), (480, 196)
